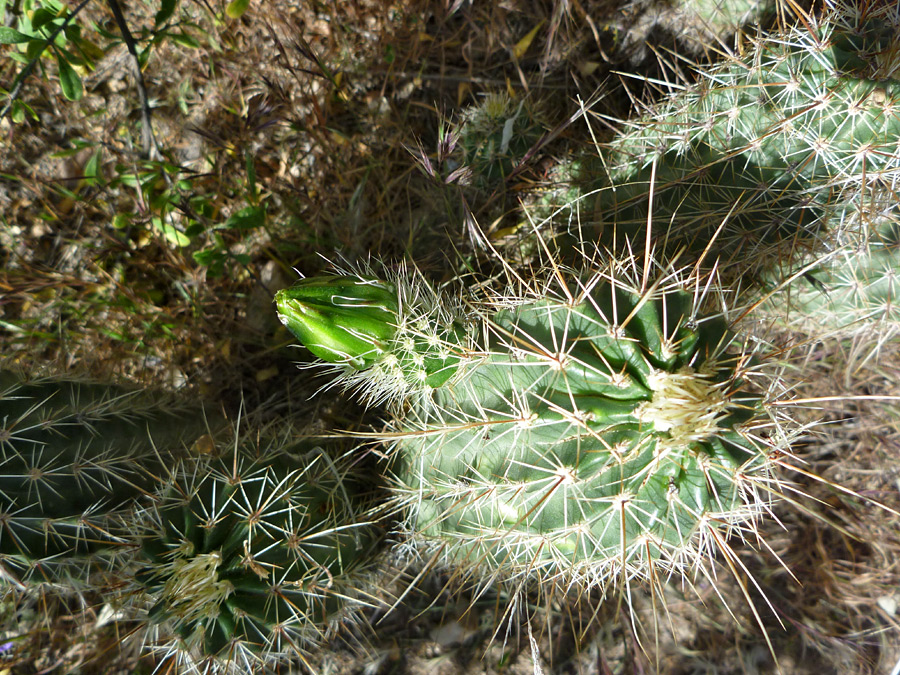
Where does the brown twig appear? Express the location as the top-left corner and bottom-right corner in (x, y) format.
(104, 0), (160, 159)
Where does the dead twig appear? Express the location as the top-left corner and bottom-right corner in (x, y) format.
(104, 0), (160, 159)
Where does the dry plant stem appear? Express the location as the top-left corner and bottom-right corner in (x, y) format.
(104, 0), (160, 159)
(0, 0), (92, 121)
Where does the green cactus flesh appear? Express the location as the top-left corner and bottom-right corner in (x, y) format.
(136, 443), (384, 672)
(759, 222), (900, 339)
(0, 372), (218, 579)
(280, 272), (777, 588)
(399, 286), (768, 585)
(554, 19), (900, 278)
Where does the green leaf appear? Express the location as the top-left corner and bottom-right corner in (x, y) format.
(222, 204), (265, 230)
(24, 40), (47, 60)
(94, 25), (120, 40)
(169, 32), (200, 48)
(51, 146), (86, 158)
(137, 45), (152, 69)
(55, 52), (83, 101)
(74, 37), (105, 63)
(112, 213), (131, 229)
(114, 171), (141, 188)
(155, 0), (178, 27)
(0, 27), (34, 44)
(11, 100), (26, 123)
(52, 28), (68, 48)
(153, 217), (192, 247)
(20, 100), (38, 122)
(41, 0), (67, 14)
(84, 147), (102, 181)
(183, 221), (205, 238)
(189, 195), (215, 218)
(245, 153), (257, 200)
(63, 24), (82, 43)
(58, 46), (86, 68)
(193, 248), (226, 277)
(225, 0), (251, 19)
(31, 8), (58, 32)
(192, 248), (222, 265)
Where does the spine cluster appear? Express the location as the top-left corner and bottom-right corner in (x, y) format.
(0, 371), (384, 674)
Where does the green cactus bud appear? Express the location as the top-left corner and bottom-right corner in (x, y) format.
(279, 268), (465, 407)
(275, 276), (400, 370)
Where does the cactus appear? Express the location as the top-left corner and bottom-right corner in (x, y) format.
(0, 371), (387, 674)
(276, 264), (788, 592)
(763, 222), (900, 333)
(749, 219), (900, 378)
(543, 10), (900, 281)
(453, 92), (545, 190)
(133, 438), (385, 674)
(611, 0), (774, 62)
(0, 371), (220, 583)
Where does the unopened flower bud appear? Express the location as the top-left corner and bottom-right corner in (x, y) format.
(275, 276), (399, 370)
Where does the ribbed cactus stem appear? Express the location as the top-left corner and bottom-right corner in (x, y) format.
(0, 371), (219, 581)
(757, 223), (900, 345)
(546, 12), (900, 280)
(278, 266), (786, 591)
(454, 92), (544, 189)
(135, 441), (385, 674)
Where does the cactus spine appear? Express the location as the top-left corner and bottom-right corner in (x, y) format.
(547, 12), (900, 281)
(276, 264), (787, 591)
(134, 439), (384, 674)
(0, 371), (219, 582)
